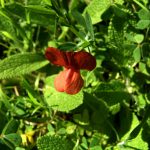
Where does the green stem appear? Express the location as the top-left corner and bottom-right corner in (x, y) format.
(0, 42), (9, 49)
(107, 120), (120, 142)
(133, 0), (149, 12)
(70, 26), (85, 41)
(0, 0), (5, 8)
(58, 27), (69, 40)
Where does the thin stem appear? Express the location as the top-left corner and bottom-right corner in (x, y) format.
(34, 26), (40, 51)
(107, 120), (120, 142)
(70, 26), (85, 41)
(58, 26), (69, 40)
(133, 0), (149, 12)
(0, 42), (9, 49)
(145, 27), (149, 40)
(0, 0), (5, 8)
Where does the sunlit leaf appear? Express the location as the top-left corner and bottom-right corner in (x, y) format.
(0, 53), (49, 79)
(44, 75), (84, 112)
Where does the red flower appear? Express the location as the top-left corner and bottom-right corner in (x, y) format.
(45, 47), (96, 94)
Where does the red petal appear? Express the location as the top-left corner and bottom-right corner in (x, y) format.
(73, 51), (96, 71)
(64, 69), (84, 94)
(54, 71), (65, 92)
(54, 69), (84, 94)
(45, 47), (96, 71)
(45, 47), (68, 67)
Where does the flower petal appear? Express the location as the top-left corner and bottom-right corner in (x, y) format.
(45, 47), (69, 67)
(54, 71), (65, 92)
(74, 51), (96, 71)
(54, 69), (84, 94)
(64, 69), (84, 94)
(45, 47), (96, 71)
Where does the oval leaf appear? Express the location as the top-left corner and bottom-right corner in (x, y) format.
(0, 53), (49, 79)
(44, 75), (84, 112)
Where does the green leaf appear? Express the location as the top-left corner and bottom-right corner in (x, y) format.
(2, 118), (19, 135)
(27, 0), (44, 5)
(21, 78), (43, 107)
(90, 134), (102, 148)
(5, 2), (26, 20)
(66, 123), (76, 135)
(127, 105), (150, 141)
(0, 31), (15, 40)
(84, 0), (123, 24)
(73, 108), (90, 125)
(37, 135), (74, 150)
(84, 0), (111, 24)
(112, 4), (127, 18)
(125, 129), (148, 150)
(95, 81), (131, 107)
(69, 0), (80, 10)
(25, 5), (55, 15)
(51, 0), (64, 17)
(25, 4), (56, 27)
(0, 8), (27, 44)
(136, 20), (150, 29)
(90, 146), (102, 150)
(120, 113), (139, 143)
(83, 92), (109, 125)
(15, 147), (26, 150)
(114, 0), (124, 4)
(133, 47), (141, 62)
(0, 9), (17, 40)
(81, 137), (88, 149)
(134, 34), (144, 43)
(136, 9), (150, 29)
(29, 11), (56, 27)
(115, 105), (133, 138)
(127, 123), (142, 141)
(0, 53), (49, 79)
(96, 91), (131, 105)
(58, 42), (77, 51)
(0, 87), (16, 113)
(85, 12), (94, 40)
(71, 9), (86, 28)
(138, 9), (150, 20)
(3, 133), (22, 147)
(44, 76), (84, 112)
(0, 110), (8, 133)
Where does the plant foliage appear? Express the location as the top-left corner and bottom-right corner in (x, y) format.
(0, 0), (150, 150)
